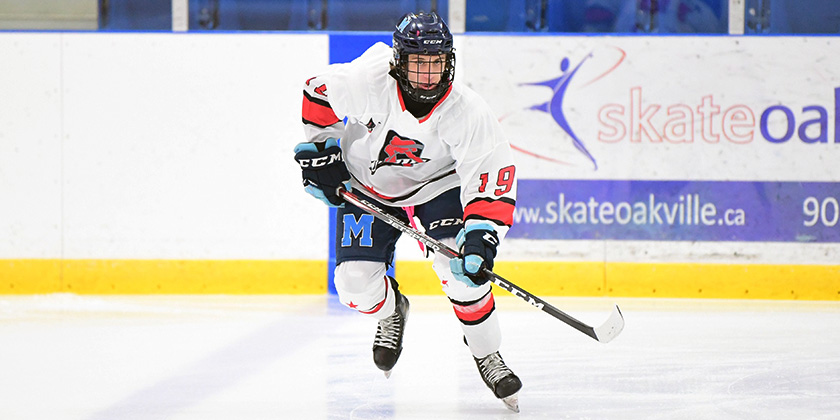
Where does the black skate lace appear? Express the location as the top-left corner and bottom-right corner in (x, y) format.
(373, 309), (403, 350)
(476, 352), (513, 385)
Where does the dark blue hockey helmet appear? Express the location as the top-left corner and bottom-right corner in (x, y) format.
(392, 11), (456, 103)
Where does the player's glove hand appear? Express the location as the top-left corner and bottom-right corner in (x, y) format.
(449, 223), (499, 287)
(294, 139), (351, 207)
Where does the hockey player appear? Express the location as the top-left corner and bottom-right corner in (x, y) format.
(294, 11), (521, 412)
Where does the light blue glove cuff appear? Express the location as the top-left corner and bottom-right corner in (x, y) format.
(454, 222), (498, 275)
(296, 138), (346, 208)
(449, 258), (479, 288)
(455, 222), (498, 248)
(294, 138), (339, 154)
(303, 182), (349, 208)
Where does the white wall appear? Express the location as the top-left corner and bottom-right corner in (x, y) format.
(0, 33), (63, 258)
(0, 32), (330, 260)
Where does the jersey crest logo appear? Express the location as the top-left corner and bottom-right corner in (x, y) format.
(370, 130), (430, 174)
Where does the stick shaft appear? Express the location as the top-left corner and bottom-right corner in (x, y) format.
(338, 188), (623, 342)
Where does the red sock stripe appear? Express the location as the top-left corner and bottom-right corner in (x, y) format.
(463, 199), (515, 226)
(359, 276), (390, 315)
(302, 93), (340, 127)
(452, 292), (495, 323)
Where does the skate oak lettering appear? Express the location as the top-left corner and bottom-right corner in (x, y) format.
(598, 86), (840, 145)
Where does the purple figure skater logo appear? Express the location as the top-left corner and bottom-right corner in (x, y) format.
(512, 47), (625, 171)
(521, 54), (598, 170)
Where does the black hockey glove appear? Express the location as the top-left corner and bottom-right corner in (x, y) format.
(449, 223), (499, 287)
(294, 139), (351, 207)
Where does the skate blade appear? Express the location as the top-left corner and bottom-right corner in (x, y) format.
(383, 370), (392, 379)
(501, 393), (519, 413)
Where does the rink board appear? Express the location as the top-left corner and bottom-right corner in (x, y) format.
(0, 259), (327, 294)
(396, 260), (840, 300)
(1, 32), (839, 298)
(1, 259), (837, 300)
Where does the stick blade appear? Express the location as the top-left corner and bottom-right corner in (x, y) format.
(593, 304), (625, 343)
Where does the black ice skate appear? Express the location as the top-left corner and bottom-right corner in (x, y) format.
(474, 351), (522, 413)
(372, 286), (410, 378)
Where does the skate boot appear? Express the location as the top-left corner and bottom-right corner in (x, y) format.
(474, 351), (522, 412)
(372, 286), (410, 378)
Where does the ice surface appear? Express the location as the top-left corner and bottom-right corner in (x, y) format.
(1, 294), (838, 420)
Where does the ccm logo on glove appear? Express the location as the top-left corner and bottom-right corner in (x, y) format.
(296, 151), (342, 168)
(294, 139), (351, 207)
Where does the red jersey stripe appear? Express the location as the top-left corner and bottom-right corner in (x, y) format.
(302, 93), (340, 127)
(464, 199), (515, 226)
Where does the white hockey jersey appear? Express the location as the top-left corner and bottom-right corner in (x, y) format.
(301, 42), (517, 230)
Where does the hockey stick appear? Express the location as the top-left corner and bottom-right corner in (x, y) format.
(338, 188), (625, 343)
